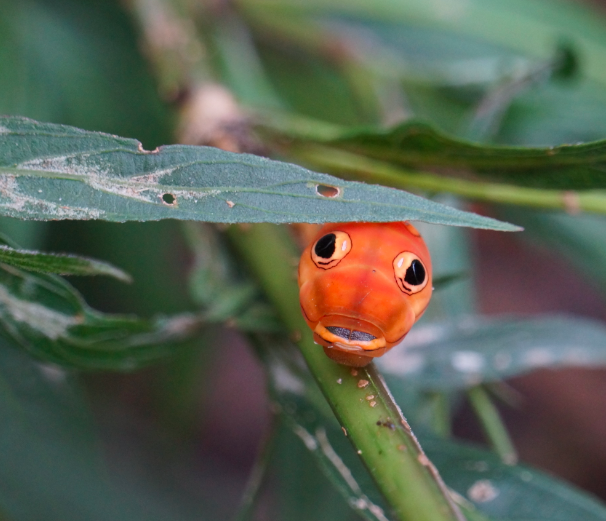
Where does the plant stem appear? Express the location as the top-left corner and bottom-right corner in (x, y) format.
(289, 143), (606, 215)
(227, 223), (465, 521)
(467, 385), (518, 465)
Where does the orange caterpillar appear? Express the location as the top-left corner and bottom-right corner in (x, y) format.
(298, 222), (432, 367)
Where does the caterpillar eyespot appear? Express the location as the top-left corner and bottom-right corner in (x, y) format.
(393, 252), (428, 294)
(298, 222), (432, 367)
(311, 231), (352, 269)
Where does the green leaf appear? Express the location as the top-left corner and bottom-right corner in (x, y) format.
(424, 436), (606, 521)
(272, 422), (363, 521)
(0, 341), (169, 521)
(0, 259), (203, 370)
(0, 116), (517, 231)
(0, 243), (131, 281)
(378, 314), (606, 390)
(274, 116), (606, 190)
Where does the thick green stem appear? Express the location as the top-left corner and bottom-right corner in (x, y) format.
(467, 385), (518, 465)
(290, 144), (606, 215)
(227, 223), (465, 521)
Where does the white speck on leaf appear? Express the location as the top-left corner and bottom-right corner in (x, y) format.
(468, 479), (499, 503)
(378, 351), (425, 375)
(451, 351), (485, 373)
(523, 348), (554, 367)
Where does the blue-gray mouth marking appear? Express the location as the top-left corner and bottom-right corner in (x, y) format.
(326, 326), (377, 342)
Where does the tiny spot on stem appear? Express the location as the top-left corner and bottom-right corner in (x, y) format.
(418, 454), (430, 466)
(357, 379), (369, 389)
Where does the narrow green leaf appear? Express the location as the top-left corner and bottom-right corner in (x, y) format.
(264, 114), (606, 190)
(0, 244), (131, 281)
(466, 386), (518, 466)
(378, 314), (606, 390)
(0, 260), (203, 370)
(0, 116), (517, 231)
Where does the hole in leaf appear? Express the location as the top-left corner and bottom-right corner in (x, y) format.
(316, 184), (341, 198)
(162, 193), (176, 205)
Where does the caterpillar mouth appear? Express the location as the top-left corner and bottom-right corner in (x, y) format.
(325, 326), (377, 343)
(314, 319), (386, 352)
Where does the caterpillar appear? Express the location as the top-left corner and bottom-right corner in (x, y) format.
(298, 222), (432, 367)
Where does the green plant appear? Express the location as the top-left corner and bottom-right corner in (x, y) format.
(2, 0), (606, 520)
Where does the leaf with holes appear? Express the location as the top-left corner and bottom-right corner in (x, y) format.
(0, 260), (203, 370)
(378, 314), (606, 390)
(0, 117), (518, 230)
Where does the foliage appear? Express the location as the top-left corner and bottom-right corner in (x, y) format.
(2, 0), (606, 520)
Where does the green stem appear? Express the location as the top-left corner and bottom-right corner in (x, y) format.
(289, 143), (606, 215)
(227, 223), (465, 521)
(467, 385), (518, 465)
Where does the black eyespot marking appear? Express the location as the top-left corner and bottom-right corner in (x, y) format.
(393, 251), (429, 294)
(315, 233), (336, 259)
(404, 259), (426, 286)
(311, 231), (352, 269)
